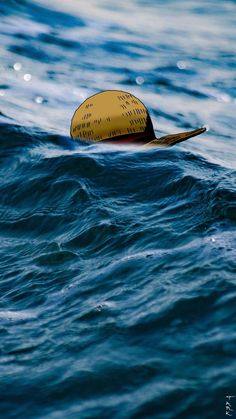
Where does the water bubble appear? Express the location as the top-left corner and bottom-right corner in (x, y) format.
(72, 89), (87, 100)
(177, 60), (187, 70)
(136, 76), (145, 85)
(35, 96), (44, 104)
(13, 62), (22, 71)
(0, 91), (5, 97)
(217, 93), (231, 103)
(23, 73), (32, 82)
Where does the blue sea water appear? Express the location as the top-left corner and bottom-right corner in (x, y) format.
(0, 0), (236, 418)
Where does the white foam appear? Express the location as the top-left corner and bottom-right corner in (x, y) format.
(0, 310), (38, 321)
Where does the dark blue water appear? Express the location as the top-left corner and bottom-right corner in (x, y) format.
(0, 0), (236, 418)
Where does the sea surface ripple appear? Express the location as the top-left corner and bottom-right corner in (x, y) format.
(0, 0), (236, 418)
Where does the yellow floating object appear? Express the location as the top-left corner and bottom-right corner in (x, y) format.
(70, 90), (206, 147)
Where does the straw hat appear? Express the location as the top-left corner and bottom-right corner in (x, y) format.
(70, 90), (206, 147)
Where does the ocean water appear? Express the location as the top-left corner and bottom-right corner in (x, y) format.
(0, 0), (236, 418)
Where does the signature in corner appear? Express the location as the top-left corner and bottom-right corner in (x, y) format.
(226, 396), (235, 417)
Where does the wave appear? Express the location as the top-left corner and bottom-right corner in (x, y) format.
(1, 0), (236, 417)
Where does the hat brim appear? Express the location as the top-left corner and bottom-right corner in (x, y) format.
(145, 127), (206, 147)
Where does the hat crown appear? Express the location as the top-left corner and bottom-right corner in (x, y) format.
(70, 90), (155, 143)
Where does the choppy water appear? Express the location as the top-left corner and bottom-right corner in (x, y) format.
(0, 0), (236, 418)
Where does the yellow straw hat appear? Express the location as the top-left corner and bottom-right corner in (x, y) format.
(70, 90), (206, 147)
